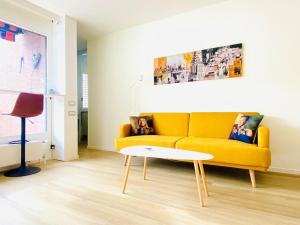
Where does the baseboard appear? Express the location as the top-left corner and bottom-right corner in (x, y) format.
(0, 164), (19, 173)
(0, 160), (45, 172)
(63, 154), (79, 161)
(87, 145), (116, 152)
(0, 141), (49, 168)
(269, 167), (300, 176)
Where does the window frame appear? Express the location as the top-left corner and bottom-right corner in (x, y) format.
(0, 19), (48, 145)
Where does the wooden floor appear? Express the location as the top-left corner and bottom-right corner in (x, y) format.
(0, 148), (300, 225)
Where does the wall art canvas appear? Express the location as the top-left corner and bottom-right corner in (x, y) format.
(154, 43), (242, 85)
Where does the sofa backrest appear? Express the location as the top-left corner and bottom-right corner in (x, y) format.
(140, 112), (190, 136)
(188, 112), (259, 138)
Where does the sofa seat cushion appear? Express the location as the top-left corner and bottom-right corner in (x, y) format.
(176, 137), (271, 168)
(115, 135), (184, 150)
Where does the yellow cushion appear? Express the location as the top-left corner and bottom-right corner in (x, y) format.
(115, 135), (184, 150)
(119, 123), (131, 138)
(188, 112), (259, 138)
(176, 137), (271, 168)
(140, 113), (189, 136)
(258, 126), (269, 148)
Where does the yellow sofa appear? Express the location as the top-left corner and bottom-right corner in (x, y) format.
(115, 112), (271, 187)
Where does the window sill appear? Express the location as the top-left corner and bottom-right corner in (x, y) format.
(0, 140), (47, 148)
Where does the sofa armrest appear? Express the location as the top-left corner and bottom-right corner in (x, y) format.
(119, 123), (131, 138)
(257, 126), (269, 148)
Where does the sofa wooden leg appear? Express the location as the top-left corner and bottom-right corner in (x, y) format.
(124, 155), (129, 166)
(249, 170), (256, 188)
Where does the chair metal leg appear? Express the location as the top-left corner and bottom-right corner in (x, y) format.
(4, 117), (41, 177)
(21, 117), (26, 168)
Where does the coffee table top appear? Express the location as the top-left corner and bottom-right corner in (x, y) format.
(120, 145), (214, 161)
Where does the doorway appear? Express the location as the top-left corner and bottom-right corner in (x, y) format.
(77, 51), (88, 146)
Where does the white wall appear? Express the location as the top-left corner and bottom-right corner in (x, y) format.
(63, 16), (78, 160)
(52, 15), (78, 161)
(88, 0), (300, 174)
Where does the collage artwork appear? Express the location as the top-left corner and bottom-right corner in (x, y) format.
(154, 43), (243, 85)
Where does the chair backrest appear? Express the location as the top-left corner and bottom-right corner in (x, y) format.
(139, 112), (190, 136)
(188, 112), (259, 138)
(10, 93), (44, 118)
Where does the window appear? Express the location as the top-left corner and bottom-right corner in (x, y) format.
(0, 20), (47, 143)
(81, 73), (88, 109)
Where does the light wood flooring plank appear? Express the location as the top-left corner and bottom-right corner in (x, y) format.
(0, 148), (299, 225)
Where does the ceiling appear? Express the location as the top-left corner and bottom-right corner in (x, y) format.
(27, 0), (226, 50)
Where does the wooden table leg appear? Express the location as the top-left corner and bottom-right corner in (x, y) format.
(124, 155), (129, 166)
(193, 160), (204, 207)
(122, 155), (132, 194)
(198, 160), (209, 197)
(143, 157), (147, 180)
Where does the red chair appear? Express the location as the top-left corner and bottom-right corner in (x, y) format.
(3, 92), (44, 177)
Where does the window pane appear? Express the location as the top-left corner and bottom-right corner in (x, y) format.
(0, 93), (18, 137)
(82, 73), (88, 108)
(0, 20), (47, 140)
(0, 93), (46, 138)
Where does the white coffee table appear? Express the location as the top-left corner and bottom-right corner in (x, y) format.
(120, 145), (214, 207)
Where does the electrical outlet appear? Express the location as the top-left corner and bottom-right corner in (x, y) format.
(68, 111), (76, 116)
(50, 144), (55, 150)
(68, 100), (76, 106)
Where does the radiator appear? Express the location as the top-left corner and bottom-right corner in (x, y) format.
(0, 141), (48, 168)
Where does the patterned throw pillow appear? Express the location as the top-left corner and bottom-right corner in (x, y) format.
(229, 114), (264, 144)
(129, 116), (154, 135)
